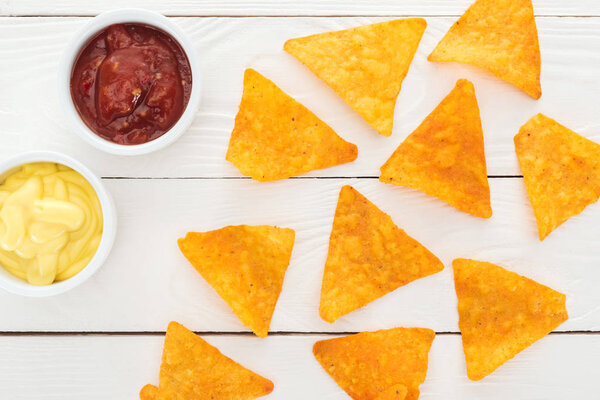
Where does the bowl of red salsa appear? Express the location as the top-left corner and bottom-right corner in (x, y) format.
(58, 9), (201, 155)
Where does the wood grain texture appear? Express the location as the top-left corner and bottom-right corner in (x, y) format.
(0, 4), (598, 399)
(0, 178), (598, 333)
(2, 0), (600, 17)
(0, 17), (599, 178)
(0, 333), (597, 399)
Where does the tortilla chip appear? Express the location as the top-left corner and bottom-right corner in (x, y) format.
(157, 321), (274, 399)
(178, 225), (295, 338)
(139, 384), (157, 400)
(320, 185), (444, 323)
(284, 19), (426, 136)
(313, 328), (435, 400)
(453, 258), (568, 381)
(380, 79), (491, 218)
(515, 113), (600, 240)
(226, 69), (358, 181)
(428, 0), (541, 99)
(376, 385), (408, 400)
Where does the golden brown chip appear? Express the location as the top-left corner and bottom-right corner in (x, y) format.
(376, 384), (408, 400)
(139, 384), (157, 400)
(453, 258), (568, 381)
(379, 79), (491, 218)
(313, 328), (435, 400)
(226, 69), (358, 181)
(178, 225), (295, 338)
(428, 0), (541, 99)
(157, 321), (274, 399)
(285, 19), (426, 136)
(514, 113), (600, 240)
(320, 185), (444, 323)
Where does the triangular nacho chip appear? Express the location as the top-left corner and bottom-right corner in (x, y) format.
(313, 328), (435, 400)
(178, 225), (295, 338)
(428, 0), (541, 99)
(320, 185), (444, 323)
(157, 321), (274, 399)
(453, 258), (568, 381)
(226, 69), (358, 181)
(515, 113), (600, 240)
(284, 18), (427, 136)
(380, 79), (491, 218)
(376, 384), (408, 400)
(139, 384), (157, 400)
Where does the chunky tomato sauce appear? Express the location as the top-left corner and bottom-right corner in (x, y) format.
(70, 23), (192, 145)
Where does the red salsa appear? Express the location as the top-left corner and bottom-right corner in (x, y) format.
(70, 23), (192, 145)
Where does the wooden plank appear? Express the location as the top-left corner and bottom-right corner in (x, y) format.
(0, 333), (597, 399)
(0, 17), (598, 178)
(2, 0), (600, 17)
(0, 178), (597, 333)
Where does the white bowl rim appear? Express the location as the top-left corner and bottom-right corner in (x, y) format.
(57, 8), (202, 156)
(0, 151), (117, 297)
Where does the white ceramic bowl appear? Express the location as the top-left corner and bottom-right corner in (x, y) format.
(0, 151), (117, 297)
(57, 8), (201, 155)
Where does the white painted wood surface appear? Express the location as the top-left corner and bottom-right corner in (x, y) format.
(1, 178), (599, 333)
(1, 0), (600, 17)
(0, 17), (599, 178)
(0, 2), (598, 399)
(0, 334), (597, 399)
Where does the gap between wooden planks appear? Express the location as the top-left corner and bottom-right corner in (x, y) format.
(0, 330), (598, 336)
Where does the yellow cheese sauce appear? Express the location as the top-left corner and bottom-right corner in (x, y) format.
(0, 162), (103, 285)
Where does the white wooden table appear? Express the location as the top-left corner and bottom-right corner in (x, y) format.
(0, 1), (599, 398)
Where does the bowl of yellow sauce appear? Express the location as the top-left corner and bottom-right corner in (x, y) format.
(0, 151), (116, 296)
